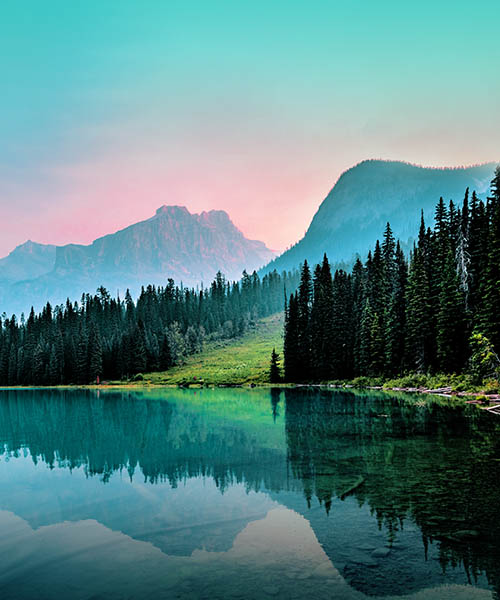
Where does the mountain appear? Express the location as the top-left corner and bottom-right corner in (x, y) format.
(0, 241), (56, 285)
(264, 160), (498, 273)
(0, 206), (275, 315)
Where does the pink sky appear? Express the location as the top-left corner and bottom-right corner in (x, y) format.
(2, 1), (499, 258)
(2, 128), (498, 258)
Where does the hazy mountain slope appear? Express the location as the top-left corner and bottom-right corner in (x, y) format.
(0, 206), (274, 315)
(264, 160), (497, 273)
(0, 241), (56, 285)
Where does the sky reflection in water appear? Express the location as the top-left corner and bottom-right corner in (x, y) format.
(0, 387), (498, 600)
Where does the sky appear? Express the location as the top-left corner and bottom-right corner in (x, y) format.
(1, 0), (499, 256)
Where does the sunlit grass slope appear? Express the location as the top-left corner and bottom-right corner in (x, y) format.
(146, 313), (283, 386)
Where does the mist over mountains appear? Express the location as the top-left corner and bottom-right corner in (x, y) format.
(0, 206), (275, 316)
(1, 159), (498, 317)
(263, 160), (497, 274)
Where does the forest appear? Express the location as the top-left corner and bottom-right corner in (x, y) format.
(1, 167), (499, 387)
(0, 269), (299, 385)
(283, 167), (500, 382)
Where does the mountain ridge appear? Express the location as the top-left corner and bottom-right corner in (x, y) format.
(263, 159), (498, 274)
(0, 240), (56, 285)
(0, 206), (275, 315)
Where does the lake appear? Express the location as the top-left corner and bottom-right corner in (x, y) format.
(0, 387), (499, 600)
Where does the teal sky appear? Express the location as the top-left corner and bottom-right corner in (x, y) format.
(1, 0), (499, 254)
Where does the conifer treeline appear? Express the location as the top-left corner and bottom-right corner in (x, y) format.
(0, 269), (299, 385)
(284, 167), (500, 381)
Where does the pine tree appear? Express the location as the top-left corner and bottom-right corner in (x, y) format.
(296, 261), (312, 381)
(468, 193), (488, 320)
(456, 190), (471, 311)
(89, 326), (103, 382)
(405, 246), (432, 372)
(359, 298), (374, 374)
(436, 249), (466, 372)
(310, 255), (335, 380)
(310, 264), (324, 380)
(481, 168), (500, 350)
(8, 344), (18, 385)
(382, 222), (396, 298)
(331, 269), (353, 378)
(132, 323), (147, 374)
(269, 348), (282, 383)
(385, 241), (407, 375)
(33, 341), (46, 383)
(159, 335), (173, 371)
(284, 293), (300, 382)
(48, 345), (60, 385)
(0, 267), (301, 385)
(369, 312), (384, 376)
(351, 258), (365, 375)
(490, 165), (500, 204)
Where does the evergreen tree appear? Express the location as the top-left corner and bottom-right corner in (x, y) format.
(284, 293), (300, 382)
(468, 192), (488, 319)
(351, 258), (365, 375)
(159, 335), (173, 371)
(132, 323), (147, 374)
(0, 267), (301, 385)
(436, 249), (466, 372)
(405, 246), (432, 372)
(48, 345), (60, 385)
(89, 326), (103, 382)
(385, 241), (407, 375)
(269, 348), (282, 383)
(296, 261), (312, 381)
(76, 330), (88, 384)
(331, 269), (353, 378)
(359, 298), (374, 375)
(481, 168), (500, 349)
(369, 312), (384, 376)
(310, 255), (335, 380)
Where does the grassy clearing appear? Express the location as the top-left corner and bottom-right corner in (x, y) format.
(110, 312), (499, 401)
(143, 313), (284, 386)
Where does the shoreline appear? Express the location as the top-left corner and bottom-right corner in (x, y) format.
(1, 381), (499, 413)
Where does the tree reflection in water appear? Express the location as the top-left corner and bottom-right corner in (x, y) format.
(0, 387), (498, 597)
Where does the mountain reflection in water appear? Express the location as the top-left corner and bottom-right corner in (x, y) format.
(0, 387), (498, 600)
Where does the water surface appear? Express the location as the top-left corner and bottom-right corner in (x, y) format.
(0, 387), (499, 600)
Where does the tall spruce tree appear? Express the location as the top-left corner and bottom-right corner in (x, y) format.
(331, 269), (353, 378)
(284, 293), (300, 382)
(481, 167), (500, 349)
(89, 326), (103, 382)
(436, 248), (466, 372)
(385, 241), (407, 375)
(296, 261), (312, 381)
(405, 245), (432, 372)
(269, 348), (282, 383)
(310, 255), (335, 380)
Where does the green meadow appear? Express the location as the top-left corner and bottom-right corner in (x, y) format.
(143, 313), (283, 386)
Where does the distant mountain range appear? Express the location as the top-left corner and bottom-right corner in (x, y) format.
(0, 206), (275, 315)
(2, 159), (498, 316)
(264, 160), (498, 273)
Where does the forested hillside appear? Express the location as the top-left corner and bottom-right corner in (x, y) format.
(265, 160), (496, 274)
(0, 269), (298, 385)
(284, 167), (500, 381)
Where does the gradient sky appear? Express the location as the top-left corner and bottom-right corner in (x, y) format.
(1, 0), (499, 256)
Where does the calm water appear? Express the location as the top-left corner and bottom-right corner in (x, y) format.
(0, 388), (499, 600)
